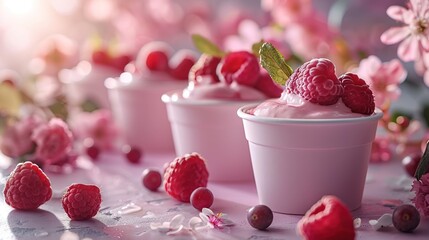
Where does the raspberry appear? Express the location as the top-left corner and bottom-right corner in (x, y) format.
(91, 49), (131, 71)
(339, 72), (375, 115)
(62, 183), (101, 221)
(169, 50), (197, 80)
(297, 195), (355, 240)
(188, 54), (221, 86)
(286, 58), (343, 105)
(136, 41), (172, 72)
(3, 161), (52, 210)
(217, 51), (260, 86)
(111, 55), (132, 72)
(164, 152), (209, 202)
(255, 70), (283, 98)
(91, 49), (111, 66)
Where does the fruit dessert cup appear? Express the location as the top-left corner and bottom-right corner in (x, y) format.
(163, 48), (283, 182)
(238, 47), (382, 214)
(239, 105), (382, 214)
(106, 42), (197, 153)
(60, 48), (131, 111)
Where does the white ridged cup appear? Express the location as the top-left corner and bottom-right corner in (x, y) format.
(162, 90), (260, 182)
(106, 73), (187, 152)
(237, 104), (383, 214)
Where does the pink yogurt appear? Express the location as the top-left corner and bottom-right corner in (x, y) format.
(252, 93), (367, 119)
(183, 81), (267, 101)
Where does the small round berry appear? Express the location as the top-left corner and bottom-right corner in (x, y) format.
(83, 138), (100, 160)
(136, 42), (172, 72)
(392, 204), (420, 233)
(247, 205), (273, 230)
(142, 169), (162, 191)
(122, 145), (142, 164)
(190, 187), (214, 211)
(402, 153), (424, 177)
(86, 145), (100, 160)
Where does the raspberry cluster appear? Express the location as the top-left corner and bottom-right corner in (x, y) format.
(189, 51), (283, 98)
(286, 58), (375, 115)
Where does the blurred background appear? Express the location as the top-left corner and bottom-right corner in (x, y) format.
(0, 0), (428, 168)
(0, 0), (405, 76)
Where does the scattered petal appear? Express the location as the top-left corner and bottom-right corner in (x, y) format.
(369, 214), (393, 231)
(354, 218), (362, 228)
(150, 214), (185, 235)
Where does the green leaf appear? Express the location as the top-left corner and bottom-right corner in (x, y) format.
(259, 42), (293, 86)
(80, 98), (100, 113)
(415, 141), (429, 180)
(49, 97), (68, 120)
(251, 40), (264, 58)
(191, 34), (225, 57)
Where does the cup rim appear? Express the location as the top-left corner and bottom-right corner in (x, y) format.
(237, 104), (383, 124)
(161, 90), (264, 106)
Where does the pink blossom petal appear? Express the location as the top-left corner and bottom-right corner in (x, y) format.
(386, 6), (409, 22)
(363, 55), (382, 76)
(369, 214), (393, 230)
(380, 27), (410, 45)
(354, 218), (361, 228)
(386, 59), (407, 84)
(414, 54), (427, 74)
(421, 34), (429, 50)
(398, 36), (419, 61)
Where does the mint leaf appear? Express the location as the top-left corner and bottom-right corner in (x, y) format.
(259, 42), (293, 86)
(251, 40), (264, 58)
(192, 34), (225, 57)
(415, 141), (429, 180)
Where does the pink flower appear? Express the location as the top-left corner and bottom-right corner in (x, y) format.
(223, 19), (291, 58)
(31, 118), (73, 164)
(70, 110), (119, 150)
(283, 12), (337, 60)
(32, 35), (78, 76)
(262, 0), (313, 25)
(380, 0), (429, 62)
(411, 173), (429, 216)
(356, 55), (407, 108)
(0, 116), (43, 158)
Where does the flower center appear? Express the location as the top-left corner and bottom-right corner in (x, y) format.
(208, 213), (224, 229)
(412, 19), (427, 34)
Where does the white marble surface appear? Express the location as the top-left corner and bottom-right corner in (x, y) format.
(1, 151), (429, 240)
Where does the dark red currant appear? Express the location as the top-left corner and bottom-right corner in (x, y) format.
(86, 145), (100, 160)
(392, 204), (420, 233)
(247, 205), (273, 230)
(402, 153), (426, 177)
(142, 169), (162, 191)
(190, 187), (214, 211)
(122, 145), (142, 164)
(83, 138), (100, 160)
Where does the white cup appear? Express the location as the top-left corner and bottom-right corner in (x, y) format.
(238, 104), (383, 214)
